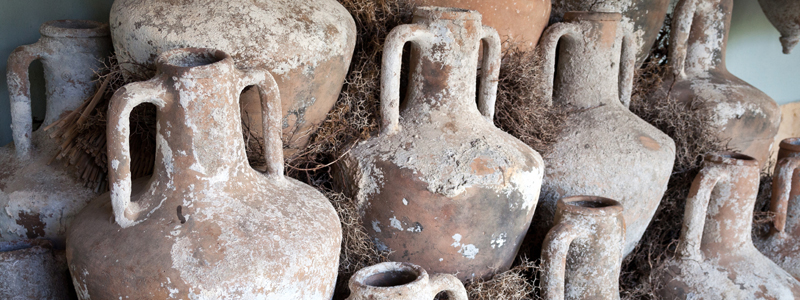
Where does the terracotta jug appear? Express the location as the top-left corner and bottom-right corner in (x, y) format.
(758, 0), (800, 54)
(109, 0), (356, 155)
(0, 239), (73, 299)
(533, 12), (675, 257)
(756, 137), (800, 280)
(551, 0), (670, 66)
(406, 0), (551, 51)
(337, 7), (545, 282)
(667, 0), (781, 166)
(346, 262), (467, 300)
(541, 196), (625, 300)
(65, 48), (341, 299)
(656, 152), (800, 299)
(3, 20), (110, 245)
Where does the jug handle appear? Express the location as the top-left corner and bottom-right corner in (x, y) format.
(619, 34), (636, 108)
(770, 157), (800, 232)
(478, 25), (501, 121)
(538, 22), (581, 107)
(107, 79), (167, 228)
(541, 220), (582, 300)
(238, 70), (283, 179)
(6, 41), (45, 159)
(430, 273), (468, 300)
(669, 0), (698, 80)
(678, 165), (724, 261)
(380, 24), (430, 136)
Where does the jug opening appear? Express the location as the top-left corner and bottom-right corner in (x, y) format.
(162, 48), (226, 69)
(560, 196), (623, 216)
(363, 269), (420, 287)
(0, 239), (52, 252)
(414, 6), (480, 21)
(40, 20), (109, 38)
(49, 20), (101, 30)
(706, 152), (758, 166)
(563, 12), (622, 22)
(780, 137), (800, 152)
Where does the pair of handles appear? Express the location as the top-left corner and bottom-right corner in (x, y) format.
(771, 157), (800, 233)
(106, 68), (283, 228)
(380, 23), (501, 135)
(538, 21), (637, 108)
(7, 42), (47, 159)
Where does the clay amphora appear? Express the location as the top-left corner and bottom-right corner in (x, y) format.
(667, 0), (781, 166)
(0, 239), (73, 299)
(551, 0), (670, 66)
(2, 20), (110, 245)
(338, 7), (545, 282)
(758, 0), (800, 54)
(65, 48), (342, 299)
(656, 152), (800, 299)
(407, 0), (551, 51)
(541, 196), (625, 300)
(346, 262), (467, 300)
(534, 12), (675, 257)
(109, 0), (356, 154)
(756, 137), (800, 280)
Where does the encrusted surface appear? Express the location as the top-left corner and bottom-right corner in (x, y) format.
(0, 240), (72, 299)
(758, 0), (800, 54)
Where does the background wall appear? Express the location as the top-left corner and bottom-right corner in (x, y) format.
(0, 0), (798, 146)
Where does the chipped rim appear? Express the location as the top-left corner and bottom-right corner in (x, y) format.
(780, 137), (800, 153)
(415, 6), (481, 21)
(705, 151), (759, 167)
(350, 262), (428, 291)
(563, 12), (623, 22)
(156, 47), (232, 74)
(40, 20), (109, 38)
(558, 196), (624, 216)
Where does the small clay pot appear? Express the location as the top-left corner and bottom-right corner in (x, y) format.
(758, 0), (800, 54)
(0, 239), (73, 299)
(347, 262), (467, 300)
(541, 196), (625, 300)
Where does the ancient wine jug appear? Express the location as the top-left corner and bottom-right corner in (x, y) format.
(0, 239), (73, 299)
(346, 262), (467, 300)
(656, 152), (800, 298)
(551, 0), (670, 65)
(337, 7), (545, 282)
(667, 0), (781, 166)
(65, 48), (342, 299)
(758, 0), (800, 54)
(541, 196), (625, 300)
(109, 0), (356, 155)
(2, 20), (110, 245)
(533, 12), (675, 257)
(756, 137), (800, 280)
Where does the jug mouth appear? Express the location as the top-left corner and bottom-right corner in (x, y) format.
(415, 6), (481, 21)
(705, 152), (759, 167)
(780, 137), (800, 153)
(157, 48), (231, 72)
(351, 262), (426, 289)
(558, 196), (623, 216)
(40, 20), (109, 38)
(563, 12), (623, 22)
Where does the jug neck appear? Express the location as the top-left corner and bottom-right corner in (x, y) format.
(682, 0), (732, 75)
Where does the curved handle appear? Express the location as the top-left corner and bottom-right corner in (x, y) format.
(107, 79), (167, 228)
(669, 0), (698, 80)
(429, 273), (468, 300)
(541, 220), (582, 300)
(6, 41), (44, 159)
(771, 157), (800, 232)
(678, 165), (724, 261)
(238, 69), (283, 178)
(538, 23), (581, 107)
(619, 33), (636, 108)
(380, 24), (430, 135)
(478, 25), (501, 121)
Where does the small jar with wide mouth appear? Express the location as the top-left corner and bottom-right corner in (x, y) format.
(347, 262), (467, 300)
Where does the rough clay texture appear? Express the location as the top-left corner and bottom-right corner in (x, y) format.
(656, 153), (800, 299)
(534, 12), (676, 258)
(346, 262), (466, 300)
(755, 138), (800, 281)
(758, 0), (800, 54)
(551, 0), (670, 66)
(337, 7), (545, 282)
(0, 240), (73, 299)
(540, 197), (625, 300)
(665, 0), (781, 167)
(65, 49), (341, 299)
(2, 20), (109, 245)
(109, 0), (357, 154)
(407, 0), (551, 51)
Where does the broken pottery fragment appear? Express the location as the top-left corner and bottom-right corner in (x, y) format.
(337, 7), (545, 282)
(541, 196), (625, 300)
(109, 0), (357, 154)
(66, 48), (341, 299)
(656, 152), (800, 299)
(532, 12), (675, 258)
(756, 138), (800, 280)
(0, 239), (73, 299)
(666, 0), (781, 166)
(346, 262), (467, 300)
(2, 20), (109, 245)
(551, 0), (670, 66)
(758, 0), (800, 54)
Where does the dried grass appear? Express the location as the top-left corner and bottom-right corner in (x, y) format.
(466, 258), (541, 300)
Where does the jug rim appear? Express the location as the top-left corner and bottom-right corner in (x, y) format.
(414, 6), (481, 21)
(350, 262), (427, 290)
(40, 20), (109, 38)
(156, 48), (232, 74)
(558, 196), (624, 216)
(705, 152), (759, 167)
(563, 12), (623, 22)
(780, 137), (800, 153)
